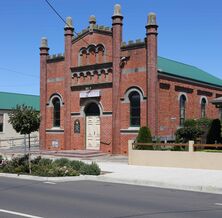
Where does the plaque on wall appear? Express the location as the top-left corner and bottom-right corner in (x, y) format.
(74, 119), (80, 133)
(52, 140), (59, 148)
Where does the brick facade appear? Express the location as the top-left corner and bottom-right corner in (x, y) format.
(39, 5), (222, 154)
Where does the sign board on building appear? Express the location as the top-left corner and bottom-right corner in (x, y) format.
(80, 90), (101, 98)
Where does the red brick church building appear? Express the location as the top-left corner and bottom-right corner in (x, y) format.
(40, 4), (222, 154)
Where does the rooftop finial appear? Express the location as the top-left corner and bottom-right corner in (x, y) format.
(113, 4), (122, 16)
(65, 16), (73, 28)
(89, 15), (96, 24)
(89, 15), (96, 32)
(147, 12), (157, 25)
(40, 37), (48, 48)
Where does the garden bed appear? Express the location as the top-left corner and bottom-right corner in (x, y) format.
(0, 154), (101, 177)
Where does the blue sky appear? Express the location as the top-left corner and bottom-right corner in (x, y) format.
(0, 0), (222, 95)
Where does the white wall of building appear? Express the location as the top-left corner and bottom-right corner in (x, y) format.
(0, 110), (39, 148)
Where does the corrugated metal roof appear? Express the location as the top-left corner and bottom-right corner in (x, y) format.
(158, 56), (222, 87)
(0, 92), (39, 110)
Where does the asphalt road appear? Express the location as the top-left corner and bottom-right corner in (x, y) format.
(0, 177), (222, 218)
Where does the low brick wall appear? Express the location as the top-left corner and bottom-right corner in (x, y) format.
(128, 140), (222, 170)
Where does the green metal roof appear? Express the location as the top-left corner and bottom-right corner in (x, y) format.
(0, 92), (39, 110)
(158, 56), (222, 88)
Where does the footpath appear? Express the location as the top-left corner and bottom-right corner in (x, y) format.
(1, 149), (222, 194)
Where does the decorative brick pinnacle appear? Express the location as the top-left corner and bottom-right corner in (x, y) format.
(147, 12), (157, 26)
(40, 37), (48, 48)
(113, 4), (122, 16)
(89, 15), (96, 24)
(65, 16), (73, 28)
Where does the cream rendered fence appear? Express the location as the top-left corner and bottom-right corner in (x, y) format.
(128, 140), (222, 170)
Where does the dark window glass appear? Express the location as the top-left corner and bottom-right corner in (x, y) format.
(129, 91), (140, 126)
(52, 98), (60, 127)
(201, 98), (206, 118)
(85, 103), (100, 116)
(0, 114), (3, 132)
(179, 95), (186, 126)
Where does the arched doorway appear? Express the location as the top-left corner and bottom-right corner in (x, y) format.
(84, 102), (100, 150)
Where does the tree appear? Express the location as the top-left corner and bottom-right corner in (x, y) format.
(9, 104), (40, 174)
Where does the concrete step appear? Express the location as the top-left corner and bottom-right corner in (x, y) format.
(39, 150), (109, 159)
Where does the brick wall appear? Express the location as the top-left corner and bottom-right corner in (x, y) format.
(40, 11), (222, 154)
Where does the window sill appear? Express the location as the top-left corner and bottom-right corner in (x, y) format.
(46, 128), (64, 133)
(120, 127), (140, 134)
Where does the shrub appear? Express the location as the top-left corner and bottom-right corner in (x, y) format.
(70, 160), (85, 171)
(31, 156), (42, 165)
(54, 158), (71, 167)
(206, 119), (222, 144)
(0, 156), (101, 177)
(175, 126), (203, 143)
(197, 118), (212, 130)
(184, 119), (197, 128)
(135, 126), (153, 150)
(197, 118), (212, 143)
(79, 162), (101, 175)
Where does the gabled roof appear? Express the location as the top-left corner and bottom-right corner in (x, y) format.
(72, 26), (112, 43)
(158, 56), (222, 88)
(0, 92), (39, 111)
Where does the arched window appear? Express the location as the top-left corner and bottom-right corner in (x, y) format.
(179, 95), (186, 126)
(201, 98), (206, 118)
(52, 97), (60, 127)
(129, 91), (140, 127)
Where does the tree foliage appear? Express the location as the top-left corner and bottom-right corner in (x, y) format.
(176, 118), (213, 143)
(137, 126), (152, 143)
(135, 126), (153, 150)
(8, 104), (40, 174)
(176, 119), (203, 143)
(8, 104), (40, 135)
(206, 119), (222, 144)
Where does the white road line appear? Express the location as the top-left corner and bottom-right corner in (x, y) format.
(43, 181), (56, 184)
(0, 209), (44, 218)
(215, 203), (222, 206)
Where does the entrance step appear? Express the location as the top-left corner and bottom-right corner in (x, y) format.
(40, 150), (109, 159)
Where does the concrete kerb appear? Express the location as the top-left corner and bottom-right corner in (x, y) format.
(1, 172), (222, 195)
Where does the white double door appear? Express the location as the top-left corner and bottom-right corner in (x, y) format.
(86, 116), (100, 150)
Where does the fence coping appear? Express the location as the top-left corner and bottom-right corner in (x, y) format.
(133, 142), (188, 147)
(132, 142), (222, 149)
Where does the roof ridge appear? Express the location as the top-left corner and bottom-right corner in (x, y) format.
(0, 91), (39, 97)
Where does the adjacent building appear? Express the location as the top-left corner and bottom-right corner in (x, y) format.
(40, 4), (222, 154)
(0, 92), (39, 147)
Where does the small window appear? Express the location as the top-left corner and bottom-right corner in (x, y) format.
(179, 95), (186, 126)
(0, 114), (3, 132)
(129, 91), (140, 127)
(52, 98), (60, 127)
(201, 98), (206, 118)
